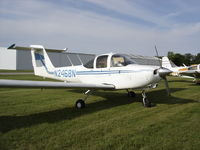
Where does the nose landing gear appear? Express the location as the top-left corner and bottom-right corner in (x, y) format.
(142, 90), (151, 107)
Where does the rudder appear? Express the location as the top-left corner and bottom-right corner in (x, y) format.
(30, 45), (55, 78)
(162, 57), (173, 69)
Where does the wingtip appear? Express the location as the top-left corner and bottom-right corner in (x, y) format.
(8, 44), (16, 49)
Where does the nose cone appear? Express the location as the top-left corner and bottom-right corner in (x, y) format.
(157, 67), (172, 78)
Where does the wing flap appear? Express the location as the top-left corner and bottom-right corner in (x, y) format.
(0, 79), (115, 89)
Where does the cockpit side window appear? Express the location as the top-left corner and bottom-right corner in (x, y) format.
(111, 54), (135, 67)
(96, 55), (108, 68)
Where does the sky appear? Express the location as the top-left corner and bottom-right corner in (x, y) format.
(0, 0), (200, 56)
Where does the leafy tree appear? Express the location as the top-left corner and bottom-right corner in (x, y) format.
(167, 51), (199, 66)
(167, 51), (175, 61)
(184, 53), (194, 65)
(194, 53), (200, 64)
(173, 53), (185, 66)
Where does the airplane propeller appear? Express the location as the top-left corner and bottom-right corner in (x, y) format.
(155, 46), (171, 96)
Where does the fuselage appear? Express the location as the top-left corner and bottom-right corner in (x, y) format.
(38, 53), (162, 90)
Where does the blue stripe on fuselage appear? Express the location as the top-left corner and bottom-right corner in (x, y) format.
(76, 69), (152, 75)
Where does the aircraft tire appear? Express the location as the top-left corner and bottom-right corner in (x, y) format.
(75, 99), (85, 109)
(143, 98), (151, 107)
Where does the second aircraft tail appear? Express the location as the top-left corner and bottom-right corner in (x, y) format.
(162, 57), (173, 69)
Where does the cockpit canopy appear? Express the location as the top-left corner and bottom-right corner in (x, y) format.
(84, 53), (136, 69)
(111, 54), (136, 67)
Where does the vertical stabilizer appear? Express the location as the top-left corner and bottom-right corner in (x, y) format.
(162, 57), (172, 69)
(30, 45), (55, 78)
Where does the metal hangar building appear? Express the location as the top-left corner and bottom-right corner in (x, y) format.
(0, 47), (161, 70)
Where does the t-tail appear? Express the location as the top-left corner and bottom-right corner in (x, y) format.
(31, 45), (55, 78)
(8, 44), (66, 79)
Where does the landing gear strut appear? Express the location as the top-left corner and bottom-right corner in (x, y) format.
(75, 90), (92, 109)
(142, 90), (151, 107)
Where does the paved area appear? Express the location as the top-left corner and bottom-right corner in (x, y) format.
(0, 72), (34, 75)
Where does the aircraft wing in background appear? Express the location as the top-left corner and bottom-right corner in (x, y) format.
(179, 70), (200, 78)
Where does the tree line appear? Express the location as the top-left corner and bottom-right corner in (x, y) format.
(167, 51), (200, 66)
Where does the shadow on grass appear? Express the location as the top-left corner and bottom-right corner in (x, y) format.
(168, 79), (200, 86)
(168, 79), (193, 83)
(0, 88), (197, 133)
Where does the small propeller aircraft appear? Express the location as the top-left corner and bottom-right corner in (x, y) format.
(162, 56), (189, 76)
(162, 56), (200, 83)
(0, 44), (172, 108)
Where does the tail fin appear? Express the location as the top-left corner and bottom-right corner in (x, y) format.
(8, 44), (66, 79)
(30, 45), (55, 78)
(183, 63), (187, 67)
(162, 57), (172, 69)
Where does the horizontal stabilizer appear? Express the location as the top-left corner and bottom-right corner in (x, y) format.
(8, 44), (67, 53)
(0, 79), (115, 89)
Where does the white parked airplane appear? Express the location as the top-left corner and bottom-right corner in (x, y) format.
(0, 44), (172, 108)
(162, 57), (200, 83)
(162, 57), (188, 76)
(183, 64), (200, 83)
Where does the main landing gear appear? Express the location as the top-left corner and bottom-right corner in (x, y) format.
(75, 89), (151, 108)
(142, 90), (151, 107)
(127, 90), (136, 97)
(127, 90), (151, 107)
(75, 90), (92, 109)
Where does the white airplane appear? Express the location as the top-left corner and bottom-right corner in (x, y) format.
(162, 57), (188, 76)
(162, 56), (200, 83)
(0, 44), (172, 108)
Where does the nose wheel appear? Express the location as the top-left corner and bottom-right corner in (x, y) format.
(142, 90), (151, 107)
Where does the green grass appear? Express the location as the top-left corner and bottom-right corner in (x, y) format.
(0, 75), (199, 150)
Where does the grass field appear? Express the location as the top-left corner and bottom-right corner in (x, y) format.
(0, 74), (199, 150)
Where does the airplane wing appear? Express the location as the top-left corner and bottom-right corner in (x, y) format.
(179, 70), (200, 78)
(0, 79), (115, 89)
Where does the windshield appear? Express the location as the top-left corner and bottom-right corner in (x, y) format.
(83, 58), (94, 68)
(111, 54), (136, 67)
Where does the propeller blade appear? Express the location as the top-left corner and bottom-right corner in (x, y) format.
(156, 67), (171, 96)
(163, 76), (170, 96)
(157, 67), (172, 78)
(154, 45), (162, 67)
(154, 45), (171, 96)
